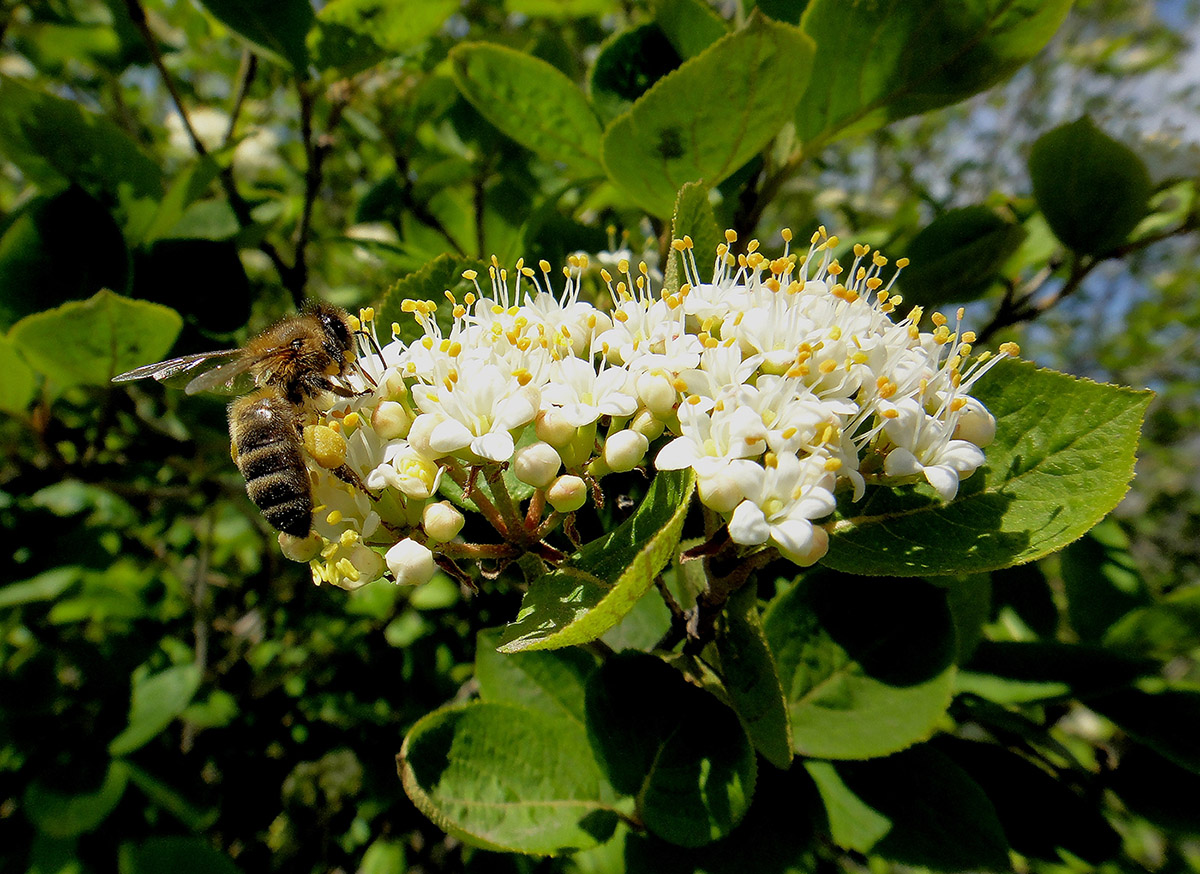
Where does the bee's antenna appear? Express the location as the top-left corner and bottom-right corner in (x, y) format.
(355, 328), (388, 369)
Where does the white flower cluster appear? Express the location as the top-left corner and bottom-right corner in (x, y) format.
(284, 228), (1017, 591)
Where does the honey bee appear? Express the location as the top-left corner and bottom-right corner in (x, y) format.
(113, 301), (371, 537)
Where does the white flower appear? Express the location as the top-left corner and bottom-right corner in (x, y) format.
(726, 453), (837, 564)
(409, 359), (540, 463)
(540, 357), (638, 427)
(882, 398), (985, 500)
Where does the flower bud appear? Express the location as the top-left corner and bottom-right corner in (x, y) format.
(778, 525), (829, 567)
(513, 441), (562, 488)
(954, 399), (997, 448)
(636, 372), (677, 417)
(696, 471), (745, 515)
(630, 408), (665, 440)
(372, 401), (411, 440)
(385, 538), (436, 586)
(382, 370), (408, 401)
(546, 475), (587, 513)
(535, 409), (576, 448)
(422, 501), (465, 543)
(303, 424), (347, 469)
(278, 531), (322, 563)
(603, 429), (648, 473)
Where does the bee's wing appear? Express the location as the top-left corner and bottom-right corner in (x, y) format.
(112, 349), (240, 385)
(183, 355), (259, 396)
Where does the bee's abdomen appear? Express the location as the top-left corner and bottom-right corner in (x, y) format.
(230, 393), (312, 538)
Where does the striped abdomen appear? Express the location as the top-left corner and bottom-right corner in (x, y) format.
(229, 390), (312, 537)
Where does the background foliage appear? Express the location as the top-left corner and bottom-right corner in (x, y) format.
(2, 0), (1200, 872)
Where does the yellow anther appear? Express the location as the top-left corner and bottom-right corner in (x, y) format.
(462, 269), (478, 280)
(326, 510), (343, 525)
(781, 228), (793, 242)
(725, 229), (738, 243)
(824, 457), (843, 472)
(1000, 342), (1021, 357)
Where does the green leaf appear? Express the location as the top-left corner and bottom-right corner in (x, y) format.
(937, 736), (1120, 864)
(10, 290), (182, 389)
(898, 206), (1027, 307)
(1029, 117), (1153, 255)
(1105, 585), (1200, 659)
(662, 182), (723, 295)
(109, 664), (203, 756)
(118, 837), (242, 874)
(940, 573), (991, 664)
(475, 628), (597, 725)
(195, 0), (313, 71)
(1109, 743), (1200, 835)
(824, 358), (1153, 576)
(358, 839), (407, 874)
(399, 701), (620, 854)
(825, 746), (1011, 871)
(0, 334), (37, 413)
(803, 761), (890, 853)
(134, 158), (223, 245)
(0, 567), (82, 609)
(506, 0), (614, 17)
(963, 641), (1157, 700)
(762, 572), (955, 759)
(497, 470), (694, 652)
(0, 76), (161, 199)
(124, 763), (219, 832)
(652, 0), (727, 59)
(1088, 689), (1200, 775)
(602, 13), (814, 217)
(31, 481), (136, 527)
(132, 240), (251, 333)
(715, 581), (793, 769)
(378, 254), (487, 344)
(310, 0), (456, 74)
(1061, 521), (1150, 642)
(450, 42), (605, 176)
(796, 0), (1071, 147)
(0, 187), (130, 328)
(585, 653), (756, 847)
(589, 25), (683, 124)
(25, 760), (130, 838)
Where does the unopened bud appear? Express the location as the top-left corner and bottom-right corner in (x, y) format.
(386, 538), (436, 586)
(636, 372), (677, 417)
(372, 401), (411, 440)
(513, 441), (562, 488)
(696, 471), (745, 514)
(630, 408), (665, 440)
(778, 525), (829, 568)
(383, 370), (408, 401)
(603, 429), (648, 473)
(278, 531), (322, 562)
(535, 409), (576, 448)
(546, 475), (587, 513)
(422, 501), (465, 542)
(953, 399), (996, 448)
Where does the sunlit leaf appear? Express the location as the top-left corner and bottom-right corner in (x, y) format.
(451, 43), (606, 176)
(603, 13), (814, 216)
(763, 572), (955, 759)
(824, 359), (1152, 576)
(10, 290), (182, 388)
(498, 470), (694, 652)
(796, 0), (1071, 147)
(399, 701), (621, 854)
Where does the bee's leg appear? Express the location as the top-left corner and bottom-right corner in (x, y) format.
(331, 463), (379, 500)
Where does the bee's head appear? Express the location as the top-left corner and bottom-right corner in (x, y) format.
(307, 302), (355, 363)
